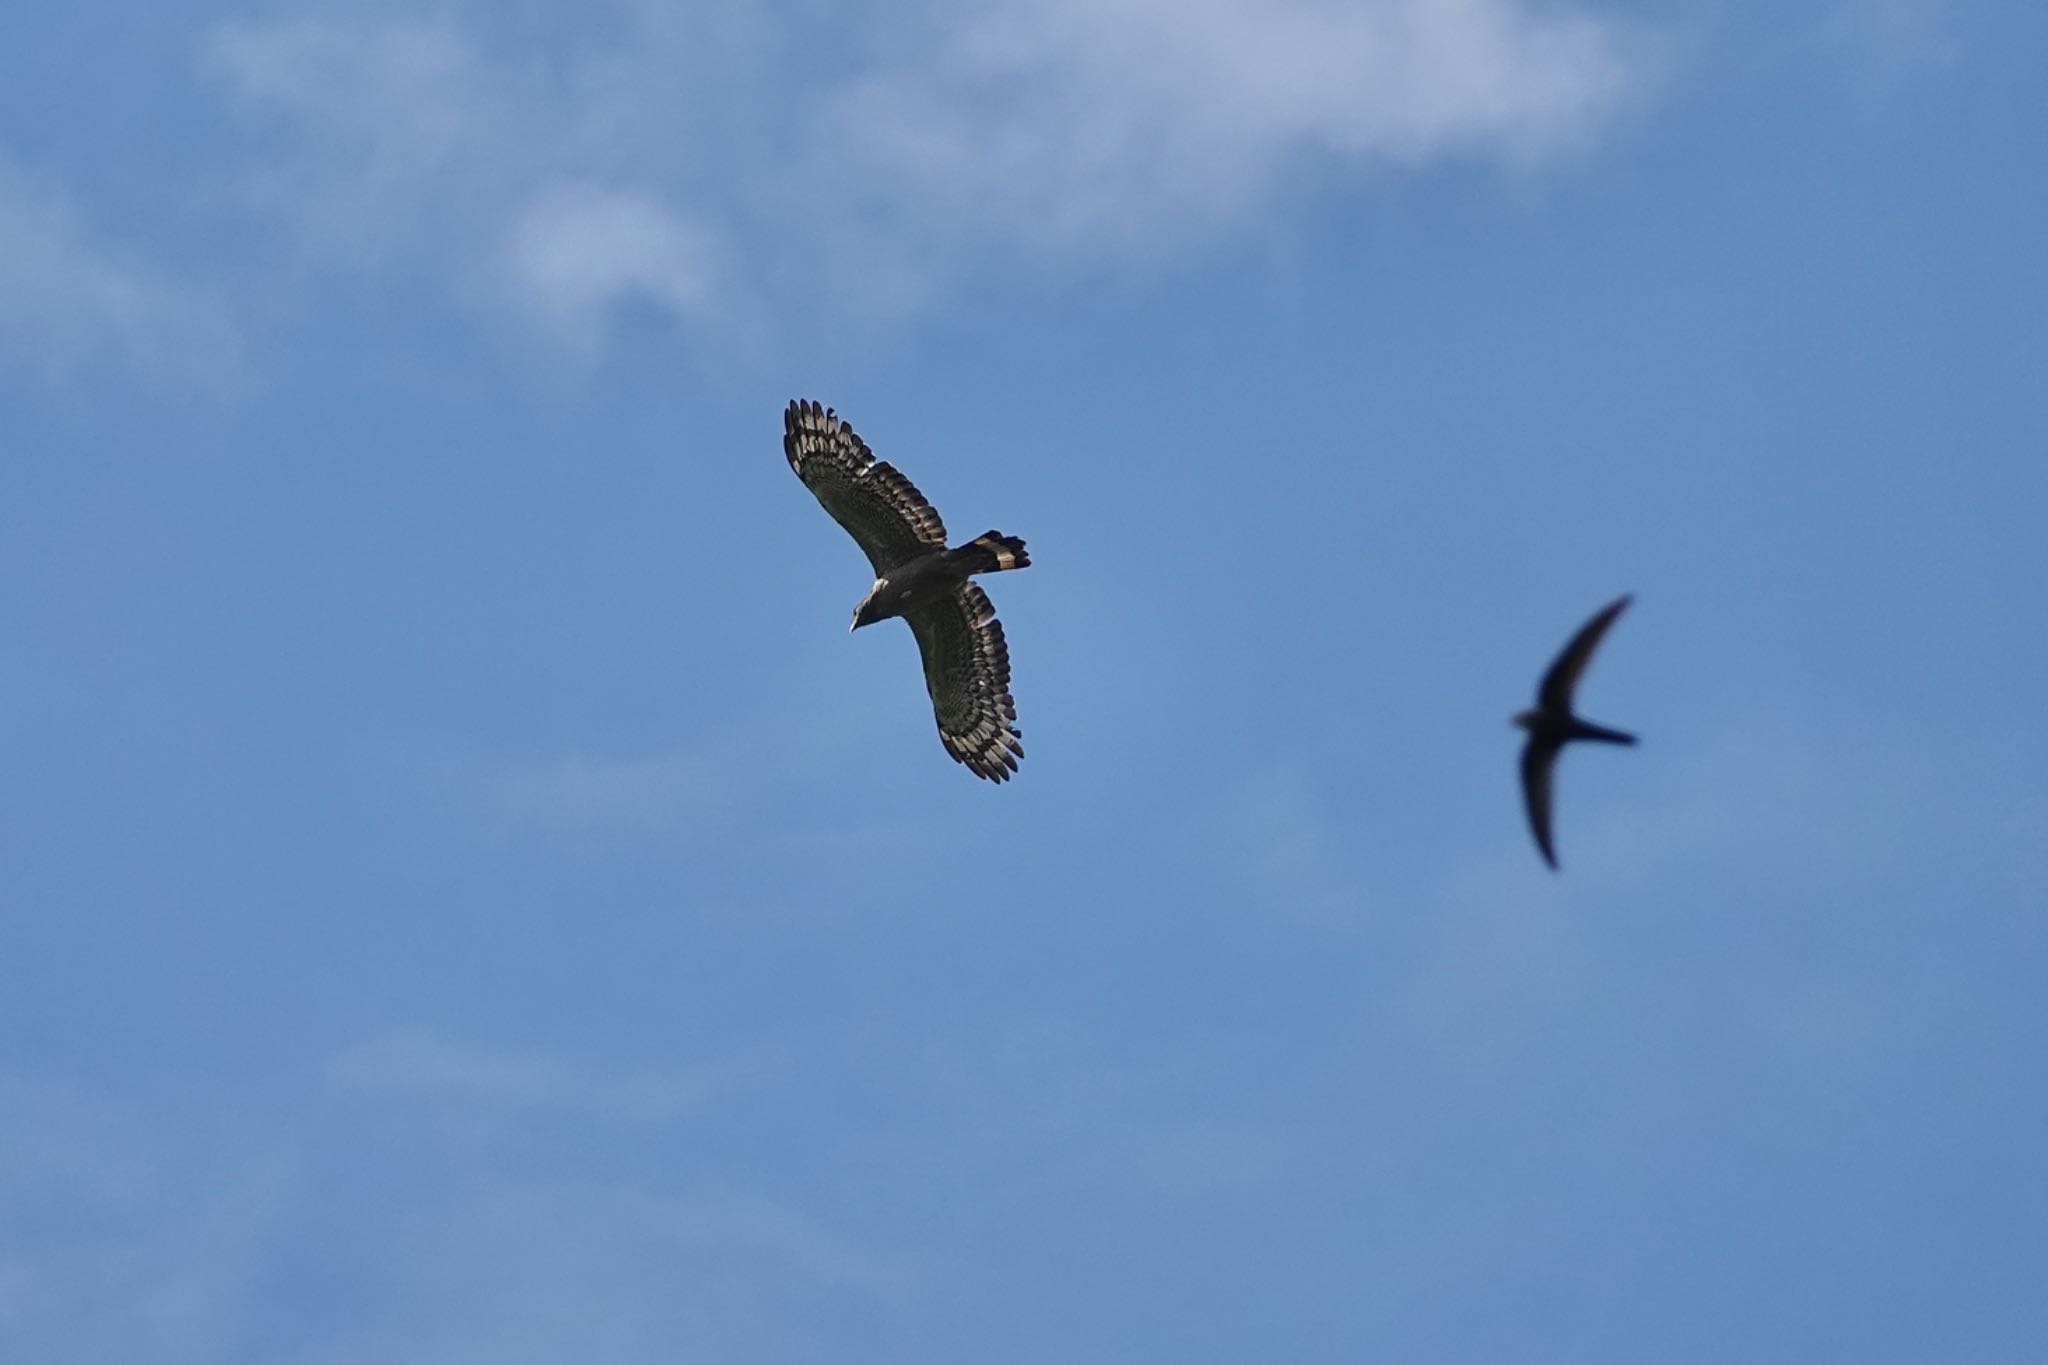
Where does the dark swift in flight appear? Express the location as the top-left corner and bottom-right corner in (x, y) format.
(783, 399), (1031, 781)
(1514, 594), (1637, 870)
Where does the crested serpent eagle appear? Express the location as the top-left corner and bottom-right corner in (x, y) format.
(783, 399), (1032, 782)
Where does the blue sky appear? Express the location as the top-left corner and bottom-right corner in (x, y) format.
(3, 1), (2045, 1360)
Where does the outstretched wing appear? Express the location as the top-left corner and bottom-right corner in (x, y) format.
(784, 400), (947, 574)
(904, 583), (1023, 782)
(1537, 594), (1632, 712)
(1519, 738), (1561, 870)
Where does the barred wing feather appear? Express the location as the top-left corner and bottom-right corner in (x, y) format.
(783, 400), (947, 574)
(906, 583), (1023, 782)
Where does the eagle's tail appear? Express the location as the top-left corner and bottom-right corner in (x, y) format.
(957, 531), (1031, 575)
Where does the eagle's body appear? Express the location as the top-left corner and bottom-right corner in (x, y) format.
(854, 551), (957, 626)
(783, 400), (1031, 782)
(853, 538), (1027, 630)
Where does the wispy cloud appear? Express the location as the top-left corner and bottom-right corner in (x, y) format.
(204, 18), (515, 261)
(834, 0), (1642, 252)
(0, 1044), (892, 1365)
(500, 184), (720, 353)
(0, 157), (246, 392)
(204, 2), (1651, 357)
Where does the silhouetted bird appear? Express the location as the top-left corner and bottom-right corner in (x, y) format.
(1514, 594), (1637, 870)
(784, 400), (1032, 781)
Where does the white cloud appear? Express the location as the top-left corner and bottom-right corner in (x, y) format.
(0, 158), (246, 391)
(205, 15), (747, 358)
(204, 1), (1649, 355)
(205, 19), (514, 260)
(835, 0), (1641, 251)
(502, 185), (719, 351)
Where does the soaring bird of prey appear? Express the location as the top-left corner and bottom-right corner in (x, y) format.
(1513, 594), (1637, 870)
(783, 399), (1032, 782)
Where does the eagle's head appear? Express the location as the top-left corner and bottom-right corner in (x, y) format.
(851, 580), (887, 631)
(1511, 708), (1541, 731)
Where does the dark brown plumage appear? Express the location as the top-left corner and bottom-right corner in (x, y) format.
(783, 400), (1031, 782)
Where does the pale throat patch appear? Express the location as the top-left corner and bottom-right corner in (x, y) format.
(850, 578), (886, 629)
